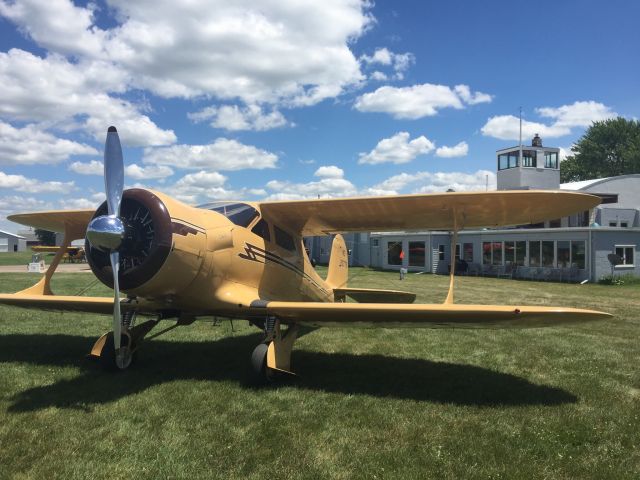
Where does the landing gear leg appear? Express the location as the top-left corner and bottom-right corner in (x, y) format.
(251, 317), (299, 381)
(89, 312), (161, 371)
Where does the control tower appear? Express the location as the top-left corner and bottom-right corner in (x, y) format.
(496, 134), (560, 190)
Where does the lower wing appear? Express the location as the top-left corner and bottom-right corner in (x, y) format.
(0, 294), (158, 315)
(250, 301), (612, 328)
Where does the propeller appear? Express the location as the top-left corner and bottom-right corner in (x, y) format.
(86, 126), (127, 368)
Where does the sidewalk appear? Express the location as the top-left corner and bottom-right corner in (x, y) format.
(0, 264), (92, 273)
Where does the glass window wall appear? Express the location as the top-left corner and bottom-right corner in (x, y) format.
(387, 241), (402, 266)
(409, 241), (425, 267)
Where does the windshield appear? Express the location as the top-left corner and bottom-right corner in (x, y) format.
(197, 201), (259, 227)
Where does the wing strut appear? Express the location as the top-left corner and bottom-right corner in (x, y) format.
(16, 222), (86, 296)
(444, 209), (459, 305)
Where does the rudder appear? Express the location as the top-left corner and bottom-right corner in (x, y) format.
(326, 234), (348, 289)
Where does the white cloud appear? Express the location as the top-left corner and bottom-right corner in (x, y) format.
(169, 170), (265, 204)
(0, 171), (74, 193)
(481, 115), (571, 141)
(435, 141), (468, 158)
(358, 132), (434, 165)
(125, 164), (174, 180)
(69, 160), (103, 175)
(536, 101), (616, 128)
(265, 176), (357, 200)
(0, 49), (175, 147)
(482, 101), (617, 141)
(2, 1), (372, 106)
(354, 83), (492, 119)
(453, 85), (493, 105)
(373, 170), (496, 195)
(188, 104), (288, 131)
(0, 121), (97, 165)
(370, 71), (387, 81)
(174, 171), (227, 189)
(143, 138), (278, 170)
(0, 0), (105, 57)
(314, 165), (344, 179)
(360, 48), (414, 80)
(58, 197), (100, 209)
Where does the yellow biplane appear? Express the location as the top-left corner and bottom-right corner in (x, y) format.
(1, 127), (611, 379)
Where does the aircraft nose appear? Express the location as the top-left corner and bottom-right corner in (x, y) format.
(86, 215), (125, 250)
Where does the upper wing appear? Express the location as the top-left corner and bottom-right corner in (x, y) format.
(251, 301), (612, 328)
(8, 209), (94, 233)
(258, 190), (600, 235)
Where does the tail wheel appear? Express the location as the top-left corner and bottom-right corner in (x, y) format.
(99, 331), (136, 371)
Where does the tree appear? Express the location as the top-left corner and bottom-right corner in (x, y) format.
(560, 117), (640, 183)
(34, 229), (56, 246)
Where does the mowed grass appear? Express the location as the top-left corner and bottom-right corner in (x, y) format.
(0, 252), (54, 266)
(0, 269), (638, 479)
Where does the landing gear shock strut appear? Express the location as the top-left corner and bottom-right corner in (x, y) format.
(251, 316), (299, 381)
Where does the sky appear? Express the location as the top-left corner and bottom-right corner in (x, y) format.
(0, 0), (638, 233)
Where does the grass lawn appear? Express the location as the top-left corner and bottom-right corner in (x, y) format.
(0, 268), (638, 479)
(0, 251), (55, 266)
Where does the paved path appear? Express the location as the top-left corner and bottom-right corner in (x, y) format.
(0, 263), (92, 273)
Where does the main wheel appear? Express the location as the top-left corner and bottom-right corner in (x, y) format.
(251, 343), (271, 382)
(99, 331), (136, 371)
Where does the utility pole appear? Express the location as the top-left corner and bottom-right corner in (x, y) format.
(519, 106), (523, 167)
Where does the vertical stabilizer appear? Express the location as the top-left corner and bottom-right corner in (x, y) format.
(326, 234), (348, 290)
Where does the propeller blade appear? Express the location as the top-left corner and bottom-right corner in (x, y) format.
(104, 126), (124, 217)
(110, 251), (122, 360)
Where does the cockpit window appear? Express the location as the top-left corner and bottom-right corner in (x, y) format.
(198, 201), (259, 227)
(251, 219), (271, 241)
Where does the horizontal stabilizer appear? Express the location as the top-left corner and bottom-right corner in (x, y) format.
(333, 287), (416, 304)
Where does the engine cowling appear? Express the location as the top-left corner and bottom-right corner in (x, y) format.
(86, 188), (173, 291)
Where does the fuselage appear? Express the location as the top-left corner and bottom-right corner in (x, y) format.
(85, 188), (333, 317)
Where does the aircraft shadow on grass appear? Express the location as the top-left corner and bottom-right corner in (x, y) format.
(0, 332), (577, 412)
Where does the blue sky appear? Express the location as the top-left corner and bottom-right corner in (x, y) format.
(0, 0), (638, 232)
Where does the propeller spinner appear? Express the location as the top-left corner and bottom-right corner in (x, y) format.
(86, 126), (127, 368)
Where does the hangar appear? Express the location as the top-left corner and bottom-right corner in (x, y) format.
(0, 230), (26, 253)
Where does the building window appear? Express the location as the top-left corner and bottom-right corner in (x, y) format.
(542, 241), (555, 267)
(609, 221), (617, 227)
(557, 241), (570, 268)
(529, 241), (541, 267)
(438, 244), (445, 261)
(498, 151), (519, 170)
(371, 238), (379, 247)
(544, 151), (558, 169)
(522, 150), (537, 167)
(615, 245), (635, 266)
(516, 241), (526, 266)
(492, 242), (503, 266)
(621, 222), (628, 228)
(463, 243), (473, 262)
(454, 244), (461, 261)
(409, 241), (425, 267)
(387, 241), (402, 266)
(482, 242), (491, 264)
(571, 241), (585, 269)
(504, 241), (515, 264)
